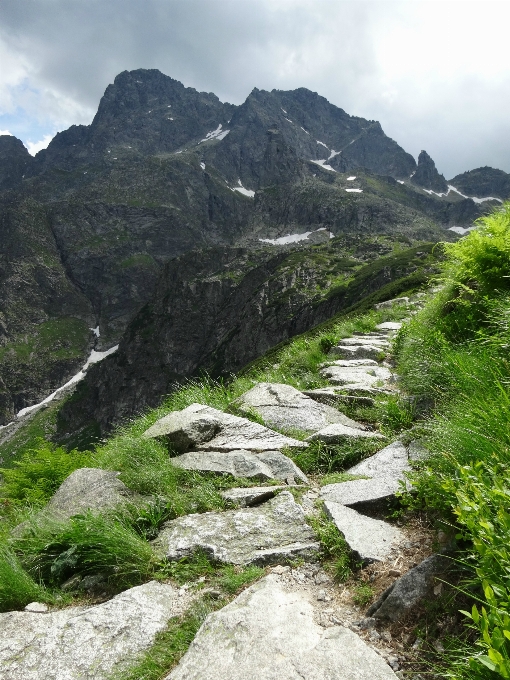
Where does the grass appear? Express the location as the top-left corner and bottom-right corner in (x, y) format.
(307, 511), (354, 582)
(0, 543), (50, 612)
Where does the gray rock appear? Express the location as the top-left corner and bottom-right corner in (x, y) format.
(144, 403), (307, 453)
(347, 441), (410, 480)
(221, 486), (290, 507)
(166, 574), (397, 679)
(320, 477), (401, 508)
(24, 602), (48, 613)
(0, 582), (180, 680)
(235, 382), (362, 433)
(39, 468), (138, 523)
(320, 359), (378, 367)
(307, 424), (384, 444)
(324, 501), (403, 563)
(367, 554), (451, 621)
(339, 337), (390, 347)
(374, 297), (409, 310)
(302, 388), (375, 408)
(328, 345), (386, 361)
(376, 322), (403, 331)
(319, 365), (392, 387)
(154, 491), (319, 566)
(171, 449), (308, 484)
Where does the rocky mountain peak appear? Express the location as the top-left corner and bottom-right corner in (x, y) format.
(411, 150), (448, 193)
(0, 135), (31, 190)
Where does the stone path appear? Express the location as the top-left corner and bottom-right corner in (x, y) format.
(4, 315), (445, 678)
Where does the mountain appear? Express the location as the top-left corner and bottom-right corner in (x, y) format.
(448, 166), (510, 200)
(0, 68), (506, 426)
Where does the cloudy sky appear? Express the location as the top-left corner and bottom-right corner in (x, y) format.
(0, 0), (509, 178)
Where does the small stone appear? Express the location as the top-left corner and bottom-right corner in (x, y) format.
(357, 617), (377, 629)
(314, 572), (331, 585)
(381, 631), (392, 642)
(433, 640), (445, 654)
(24, 602), (49, 613)
(412, 637), (423, 650)
(271, 564), (291, 575)
(389, 569), (401, 577)
(317, 590), (327, 601)
(369, 629), (381, 641)
(433, 582), (443, 596)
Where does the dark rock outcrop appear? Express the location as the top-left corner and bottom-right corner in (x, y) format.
(0, 136), (31, 191)
(449, 166), (510, 200)
(411, 150), (448, 193)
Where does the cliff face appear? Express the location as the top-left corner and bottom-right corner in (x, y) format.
(56, 240), (438, 446)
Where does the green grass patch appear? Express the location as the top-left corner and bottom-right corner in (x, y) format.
(307, 511), (353, 582)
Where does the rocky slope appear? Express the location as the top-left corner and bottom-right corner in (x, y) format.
(0, 67), (507, 424)
(56, 240), (439, 445)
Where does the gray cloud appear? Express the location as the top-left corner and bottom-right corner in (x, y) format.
(0, 0), (509, 178)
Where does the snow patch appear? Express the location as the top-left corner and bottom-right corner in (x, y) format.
(281, 108), (287, 114)
(347, 176), (356, 181)
(200, 162), (206, 170)
(397, 180), (405, 184)
(231, 180), (255, 197)
(90, 326), (100, 338)
(199, 124), (230, 144)
(449, 226), (475, 235)
(328, 150), (341, 160)
(15, 346), (119, 419)
(301, 127), (310, 134)
(284, 117), (293, 124)
(167, 117), (174, 121)
(310, 159), (336, 172)
(410, 171), (416, 178)
(260, 227), (334, 246)
(448, 185), (502, 204)
(345, 188), (363, 193)
(317, 140), (329, 148)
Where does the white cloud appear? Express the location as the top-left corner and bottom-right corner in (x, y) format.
(26, 133), (54, 156)
(0, 129), (12, 136)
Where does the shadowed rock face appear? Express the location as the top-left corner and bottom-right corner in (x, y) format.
(449, 166), (510, 200)
(0, 136), (31, 191)
(411, 150), (449, 193)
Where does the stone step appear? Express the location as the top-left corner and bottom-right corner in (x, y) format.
(320, 476), (401, 508)
(347, 441), (410, 479)
(0, 582), (183, 680)
(221, 485), (291, 507)
(302, 388), (375, 408)
(338, 337), (390, 347)
(324, 501), (404, 563)
(143, 403), (307, 453)
(153, 491), (319, 566)
(375, 322), (403, 331)
(329, 345), (387, 361)
(166, 574), (398, 679)
(171, 449), (308, 484)
(307, 423), (384, 444)
(319, 365), (392, 387)
(234, 382), (363, 433)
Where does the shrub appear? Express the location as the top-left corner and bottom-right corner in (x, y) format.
(0, 442), (90, 506)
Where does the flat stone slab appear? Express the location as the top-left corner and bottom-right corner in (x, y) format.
(376, 322), (403, 331)
(321, 358), (378, 367)
(221, 486), (289, 507)
(324, 501), (403, 563)
(367, 554), (451, 621)
(143, 403), (307, 453)
(307, 424), (384, 444)
(374, 297), (409, 309)
(319, 365), (392, 387)
(320, 477), (401, 508)
(328, 345), (386, 361)
(0, 582), (180, 680)
(339, 337), (390, 347)
(347, 441), (410, 479)
(302, 388), (375, 408)
(167, 574), (397, 679)
(154, 491), (319, 566)
(171, 449), (308, 484)
(235, 382), (362, 433)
